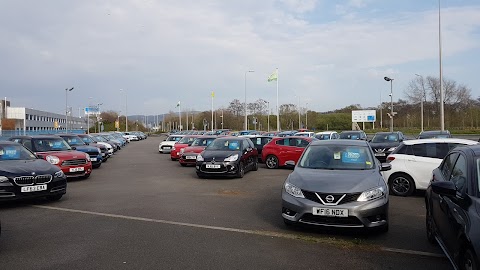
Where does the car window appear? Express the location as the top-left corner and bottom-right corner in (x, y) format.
(297, 139), (310, 148)
(299, 145), (374, 170)
(441, 153), (459, 180)
(411, 143), (448, 159)
(247, 139), (255, 149)
(276, 138), (294, 146)
(450, 154), (468, 194)
(23, 140), (33, 150)
(0, 144), (37, 160)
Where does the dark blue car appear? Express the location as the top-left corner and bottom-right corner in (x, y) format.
(57, 134), (103, 168)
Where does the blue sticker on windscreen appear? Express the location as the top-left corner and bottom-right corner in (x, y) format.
(1, 147), (20, 159)
(350, 135), (358, 140)
(228, 142), (240, 150)
(342, 149), (365, 163)
(52, 141), (64, 150)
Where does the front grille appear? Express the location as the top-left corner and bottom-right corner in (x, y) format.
(299, 214), (363, 226)
(35, 175), (52, 184)
(303, 191), (361, 205)
(62, 159), (87, 166)
(87, 151), (99, 157)
(13, 176), (34, 185)
(13, 175), (52, 186)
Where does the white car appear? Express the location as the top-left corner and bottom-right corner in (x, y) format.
(293, 132), (315, 137)
(159, 135), (184, 153)
(123, 132), (139, 142)
(314, 131), (339, 140)
(383, 138), (478, 196)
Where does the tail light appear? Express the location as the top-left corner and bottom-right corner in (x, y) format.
(387, 156), (395, 162)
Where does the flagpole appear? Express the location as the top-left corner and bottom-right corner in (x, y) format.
(276, 68), (280, 132)
(178, 102), (182, 131)
(211, 92), (214, 131)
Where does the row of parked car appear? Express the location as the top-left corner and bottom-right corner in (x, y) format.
(159, 130), (479, 269)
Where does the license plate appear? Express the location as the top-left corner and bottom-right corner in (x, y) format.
(186, 156), (196, 159)
(312, 207), (348, 217)
(69, 167), (85, 172)
(164, 146), (171, 149)
(374, 153), (385, 156)
(91, 158), (97, 161)
(21, 185), (47, 193)
(206, 164), (221, 169)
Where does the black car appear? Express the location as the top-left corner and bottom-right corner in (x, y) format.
(196, 137), (258, 178)
(369, 131), (405, 162)
(57, 134), (103, 168)
(426, 144), (480, 269)
(418, 130), (452, 139)
(339, 130), (368, 141)
(243, 135), (273, 162)
(0, 141), (67, 202)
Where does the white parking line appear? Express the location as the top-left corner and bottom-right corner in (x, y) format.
(33, 205), (445, 258)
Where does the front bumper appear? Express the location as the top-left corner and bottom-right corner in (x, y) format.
(179, 153), (199, 165)
(58, 163), (93, 178)
(159, 145), (173, 153)
(281, 190), (388, 228)
(0, 178), (67, 202)
(196, 161), (240, 176)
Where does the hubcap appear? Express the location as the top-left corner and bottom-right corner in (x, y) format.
(267, 157), (277, 168)
(392, 177), (410, 195)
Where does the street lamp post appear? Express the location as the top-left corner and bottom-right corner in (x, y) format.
(415, 74), (426, 132)
(264, 100), (270, 132)
(244, 70), (254, 130)
(295, 95), (301, 129)
(65, 87), (74, 133)
(120, 89), (128, 132)
(384, 77), (394, 132)
(305, 102), (308, 129)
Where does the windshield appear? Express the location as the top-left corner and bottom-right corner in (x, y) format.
(33, 138), (71, 152)
(315, 134), (331, 140)
(81, 136), (94, 144)
(205, 139), (241, 151)
(167, 136), (183, 142)
(61, 136), (85, 146)
(340, 132), (361, 140)
(0, 144), (37, 160)
(191, 138), (216, 147)
(178, 136), (197, 145)
(371, 133), (399, 143)
(299, 145), (374, 170)
(93, 136), (107, 142)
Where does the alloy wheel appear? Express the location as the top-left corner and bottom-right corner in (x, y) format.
(266, 155), (278, 169)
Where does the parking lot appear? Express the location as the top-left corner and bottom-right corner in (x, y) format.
(0, 136), (452, 269)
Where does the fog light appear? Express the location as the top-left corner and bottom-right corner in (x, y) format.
(376, 215), (382, 221)
(282, 207), (296, 216)
(196, 166), (200, 169)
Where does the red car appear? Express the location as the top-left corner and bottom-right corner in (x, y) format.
(9, 135), (93, 179)
(262, 136), (315, 169)
(178, 136), (217, 166)
(170, 135), (200, 161)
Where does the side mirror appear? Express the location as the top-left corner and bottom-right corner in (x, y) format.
(85, 142), (90, 145)
(285, 160), (295, 169)
(71, 146), (77, 150)
(380, 163), (391, 171)
(431, 181), (456, 197)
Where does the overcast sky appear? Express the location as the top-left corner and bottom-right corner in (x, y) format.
(1, 0), (479, 116)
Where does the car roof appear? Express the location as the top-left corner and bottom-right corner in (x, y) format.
(401, 138), (477, 145)
(315, 131), (336, 135)
(340, 130), (364, 133)
(10, 135), (62, 139)
(420, 130), (450, 134)
(374, 132), (399, 135)
(310, 139), (368, 146)
(0, 141), (22, 146)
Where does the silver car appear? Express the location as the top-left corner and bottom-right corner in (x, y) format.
(281, 140), (391, 232)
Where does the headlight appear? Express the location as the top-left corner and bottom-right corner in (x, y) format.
(357, 187), (386, 202)
(54, 170), (65, 178)
(224, 154), (238, 162)
(46, 155), (60, 165)
(172, 146), (176, 150)
(284, 181), (305, 198)
(180, 148), (185, 154)
(85, 154), (91, 162)
(0, 176), (9, 183)
(388, 147), (396, 152)
(197, 154), (204, 162)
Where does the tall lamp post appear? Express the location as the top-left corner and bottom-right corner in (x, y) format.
(439, 0), (445, 131)
(244, 70), (254, 130)
(305, 102), (308, 129)
(120, 89), (128, 132)
(384, 77), (394, 132)
(263, 100), (270, 132)
(65, 87), (74, 133)
(415, 74), (426, 132)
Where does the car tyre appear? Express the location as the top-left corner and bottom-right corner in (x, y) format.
(81, 174), (91, 179)
(196, 172), (205, 179)
(265, 155), (279, 169)
(252, 160), (259, 171)
(426, 210), (437, 245)
(283, 218), (296, 227)
(93, 163), (101, 169)
(180, 163), (187, 167)
(389, 173), (415, 197)
(461, 248), (478, 270)
(46, 194), (63, 202)
(171, 158), (177, 161)
(237, 162), (245, 178)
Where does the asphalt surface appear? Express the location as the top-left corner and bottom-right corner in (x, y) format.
(0, 136), (453, 269)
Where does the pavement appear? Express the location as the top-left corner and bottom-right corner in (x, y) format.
(0, 136), (452, 269)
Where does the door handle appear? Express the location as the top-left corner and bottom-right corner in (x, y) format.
(295, 150), (302, 152)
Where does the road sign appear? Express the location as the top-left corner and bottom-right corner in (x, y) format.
(54, 121), (59, 128)
(352, 110), (376, 123)
(85, 106), (100, 115)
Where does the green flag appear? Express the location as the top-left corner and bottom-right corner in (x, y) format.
(176, 101), (180, 108)
(267, 69), (278, 82)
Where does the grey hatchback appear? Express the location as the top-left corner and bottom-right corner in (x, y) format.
(281, 140), (391, 232)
